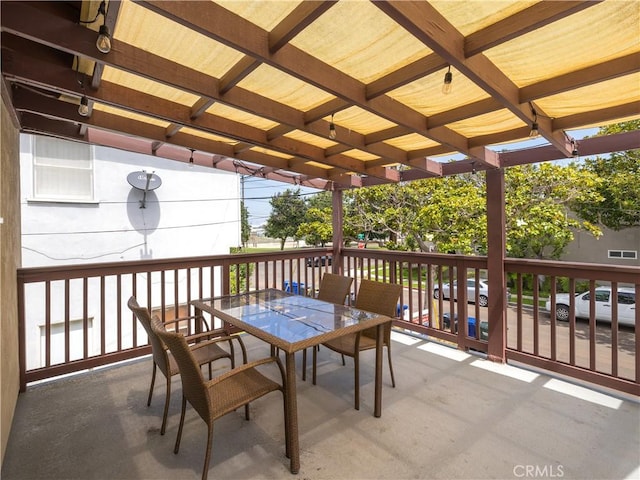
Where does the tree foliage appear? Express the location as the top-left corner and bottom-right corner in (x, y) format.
(505, 163), (601, 259)
(340, 163), (604, 259)
(297, 191), (333, 246)
(264, 188), (307, 250)
(570, 121), (640, 230)
(240, 202), (250, 248)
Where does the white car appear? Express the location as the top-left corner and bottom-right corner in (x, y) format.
(433, 279), (490, 307)
(545, 287), (636, 327)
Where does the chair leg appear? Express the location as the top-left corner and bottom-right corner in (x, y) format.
(354, 352), (360, 410)
(341, 353), (346, 366)
(302, 349), (307, 381)
(174, 396), (187, 454)
(386, 345), (396, 388)
(312, 346), (318, 385)
(245, 404), (250, 421)
(147, 363), (157, 406)
(161, 374), (172, 435)
(281, 390), (290, 460)
(201, 423), (214, 480)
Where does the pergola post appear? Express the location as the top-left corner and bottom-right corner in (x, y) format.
(486, 168), (507, 362)
(331, 189), (344, 275)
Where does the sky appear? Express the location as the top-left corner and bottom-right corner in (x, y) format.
(242, 127), (600, 227)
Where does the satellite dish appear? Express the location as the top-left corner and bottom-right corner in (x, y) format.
(127, 171), (162, 191)
(127, 171), (161, 208)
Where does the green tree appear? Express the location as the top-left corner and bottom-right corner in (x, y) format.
(571, 121), (640, 230)
(264, 188), (307, 250)
(240, 202), (250, 249)
(341, 164), (603, 259)
(505, 163), (602, 259)
(297, 192), (333, 246)
(412, 174), (486, 254)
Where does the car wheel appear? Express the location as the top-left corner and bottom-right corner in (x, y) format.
(555, 304), (570, 321)
(433, 289), (440, 299)
(478, 295), (488, 307)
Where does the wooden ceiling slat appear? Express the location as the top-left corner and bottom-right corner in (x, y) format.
(268, 1), (336, 53)
(464, 1), (600, 57)
(374, 1), (573, 157)
(2, 0), (638, 190)
(138, 0), (475, 157)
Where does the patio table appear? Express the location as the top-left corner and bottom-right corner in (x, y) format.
(191, 288), (392, 474)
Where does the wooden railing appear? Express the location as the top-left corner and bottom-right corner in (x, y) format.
(17, 248), (639, 395)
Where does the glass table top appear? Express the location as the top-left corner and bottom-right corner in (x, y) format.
(195, 289), (384, 346)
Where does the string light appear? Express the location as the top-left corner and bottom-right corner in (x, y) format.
(329, 114), (336, 139)
(188, 148), (195, 168)
(95, 1), (111, 53)
(78, 96), (90, 117)
(442, 66), (452, 94)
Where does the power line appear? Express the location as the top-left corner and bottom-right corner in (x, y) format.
(22, 218), (241, 236)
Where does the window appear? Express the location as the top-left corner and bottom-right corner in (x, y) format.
(608, 250), (637, 260)
(34, 136), (94, 201)
(618, 292), (635, 305)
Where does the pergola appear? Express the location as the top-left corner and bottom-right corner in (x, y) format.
(1, 0), (639, 188)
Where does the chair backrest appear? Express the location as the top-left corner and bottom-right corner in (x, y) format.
(127, 296), (171, 377)
(354, 279), (402, 341)
(150, 316), (210, 422)
(316, 273), (353, 305)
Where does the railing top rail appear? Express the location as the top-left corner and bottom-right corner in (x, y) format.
(505, 257), (640, 283)
(17, 248), (333, 284)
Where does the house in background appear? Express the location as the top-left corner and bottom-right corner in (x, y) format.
(19, 134), (241, 369)
(563, 224), (640, 267)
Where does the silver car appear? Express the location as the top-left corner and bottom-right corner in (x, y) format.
(545, 287), (636, 327)
(433, 279), (490, 307)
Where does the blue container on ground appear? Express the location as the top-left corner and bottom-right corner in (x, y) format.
(284, 281), (305, 295)
(467, 317), (476, 337)
(396, 304), (409, 317)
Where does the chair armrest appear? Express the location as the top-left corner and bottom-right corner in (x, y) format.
(184, 329), (230, 343)
(188, 333), (246, 361)
(163, 314), (218, 334)
(188, 335), (236, 351)
(205, 355), (285, 387)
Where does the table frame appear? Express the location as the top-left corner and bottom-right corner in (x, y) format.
(191, 289), (391, 474)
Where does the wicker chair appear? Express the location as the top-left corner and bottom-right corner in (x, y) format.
(301, 273), (354, 380)
(127, 296), (245, 435)
(312, 278), (402, 410)
(150, 316), (288, 480)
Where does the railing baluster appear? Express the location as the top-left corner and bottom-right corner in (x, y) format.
(533, 274), (539, 356)
(45, 281), (51, 367)
(116, 274), (122, 352)
(100, 276), (106, 355)
(569, 278), (576, 366)
(83, 277), (88, 360)
(64, 279), (70, 364)
(550, 276), (557, 361)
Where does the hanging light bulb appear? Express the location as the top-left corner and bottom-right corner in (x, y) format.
(571, 140), (579, 157)
(78, 96), (90, 117)
(329, 114), (337, 139)
(188, 148), (195, 168)
(96, 24), (111, 53)
(442, 66), (452, 94)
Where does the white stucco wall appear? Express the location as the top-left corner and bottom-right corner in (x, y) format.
(19, 135), (241, 369)
(20, 135), (240, 265)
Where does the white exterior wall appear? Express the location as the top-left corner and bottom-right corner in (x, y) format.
(20, 135), (241, 369)
(20, 135), (240, 265)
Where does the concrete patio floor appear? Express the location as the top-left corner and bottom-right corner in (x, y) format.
(2, 331), (639, 480)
